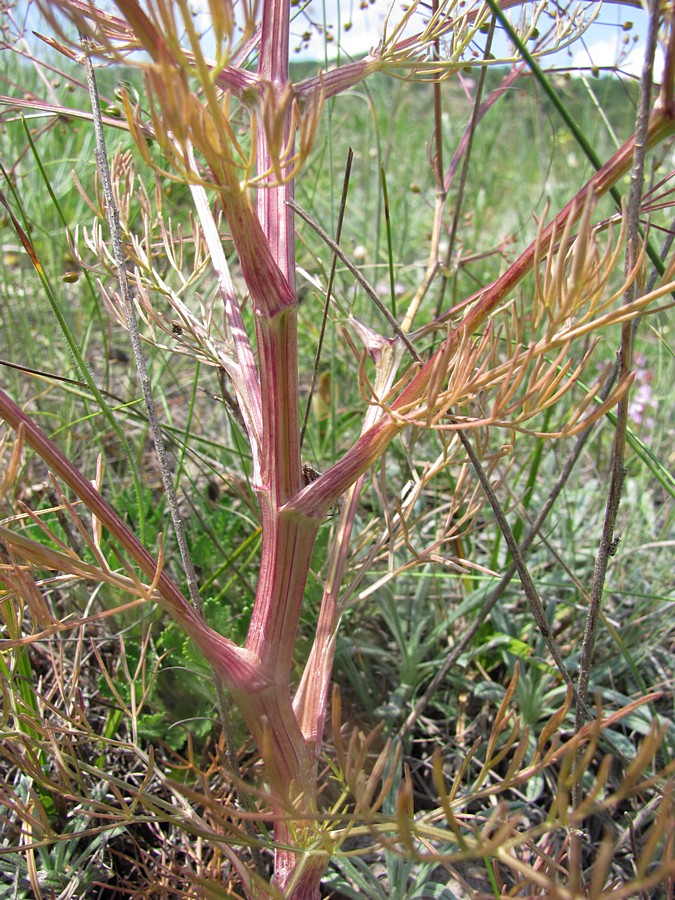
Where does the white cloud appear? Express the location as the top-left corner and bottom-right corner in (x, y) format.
(292, 2), (666, 84)
(290, 1), (424, 60)
(572, 38), (665, 82)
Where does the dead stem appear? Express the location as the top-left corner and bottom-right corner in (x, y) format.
(288, 199), (422, 364)
(399, 377), (617, 740)
(433, 14), (496, 320)
(456, 429), (588, 709)
(80, 38), (266, 863)
(300, 149), (354, 448)
(570, 3), (663, 886)
(81, 38), (203, 618)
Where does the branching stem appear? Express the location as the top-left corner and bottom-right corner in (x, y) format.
(80, 36), (264, 851)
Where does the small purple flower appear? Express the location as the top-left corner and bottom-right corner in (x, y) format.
(628, 358), (655, 427)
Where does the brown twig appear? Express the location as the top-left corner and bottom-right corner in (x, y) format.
(455, 429), (588, 710)
(434, 14), (496, 319)
(400, 397), (607, 739)
(300, 148), (354, 448)
(576, 5), (660, 711)
(288, 199), (422, 364)
(570, 1), (662, 886)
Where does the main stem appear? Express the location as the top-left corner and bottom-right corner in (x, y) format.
(220, 4), (326, 895)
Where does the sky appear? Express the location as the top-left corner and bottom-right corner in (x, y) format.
(289, 1), (665, 81)
(13, 0), (666, 83)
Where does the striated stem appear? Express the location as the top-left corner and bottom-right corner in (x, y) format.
(223, 194), (303, 507)
(0, 387), (263, 693)
(245, 508), (322, 681)
(224, 3), (324, 893)
(294, 339), (404, 749)
(257, 0), (294, 287)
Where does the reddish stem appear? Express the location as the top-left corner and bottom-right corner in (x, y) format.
(292, 108), (675, 519)
(0, 387), (262, 692)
